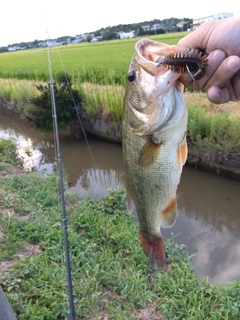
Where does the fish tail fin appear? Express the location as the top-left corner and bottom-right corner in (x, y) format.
(160, 197), (177, 228)
(139, 231), (166, 270)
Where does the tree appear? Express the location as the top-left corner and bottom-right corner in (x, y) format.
(32, 39), (39, 48)
(86, 35), (92, 42)
(136, 27), (145, 37)
(0, 47), (8, 53)
(102, 32), (118, 41)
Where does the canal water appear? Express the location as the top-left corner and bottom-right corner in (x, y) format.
(1, 112), (240, 284)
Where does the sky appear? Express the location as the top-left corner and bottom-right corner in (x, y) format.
(1, 0), (239, 47)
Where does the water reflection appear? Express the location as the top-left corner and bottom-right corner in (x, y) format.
(69, 168), (123, 198)
(163, 167), (240, 283)
(0, 112), (240, 283)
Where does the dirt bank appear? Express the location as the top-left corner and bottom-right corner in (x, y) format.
(1, 97), (240, 181)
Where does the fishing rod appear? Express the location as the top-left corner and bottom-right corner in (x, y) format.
(47, 38), (76, 320)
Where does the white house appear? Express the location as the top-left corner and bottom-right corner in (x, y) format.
(176, 21), (187, 30)
(72, 38), (83, 44)
(118, 31), (135, 39)
(212, 12), (234, 20)
(8, 46), (17, 51)
(47, 40), (57, 47)
(192, 12), (233, 30)
(142, 25), (150, 31)
(151, 24), (163, 30)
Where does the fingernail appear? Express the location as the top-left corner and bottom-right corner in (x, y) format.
(226, 56), (240, 72)
(211, 49), (227, 63)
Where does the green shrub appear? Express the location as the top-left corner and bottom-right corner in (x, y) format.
(30, 73), (84, 131)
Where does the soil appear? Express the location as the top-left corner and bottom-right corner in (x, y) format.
(0, 162), (25, 176)
(0, 93), (240, 180)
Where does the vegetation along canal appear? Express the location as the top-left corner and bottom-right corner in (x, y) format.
(1, 112), (240, 284)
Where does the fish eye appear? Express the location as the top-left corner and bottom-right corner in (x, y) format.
(128, 70), (136, 82)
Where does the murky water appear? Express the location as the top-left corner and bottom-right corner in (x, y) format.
(1, 112), (240, 284)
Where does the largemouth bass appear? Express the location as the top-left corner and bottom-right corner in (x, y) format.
(122, 39), (188, 270)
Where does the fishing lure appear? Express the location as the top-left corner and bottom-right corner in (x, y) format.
(157, 49), (208, 81)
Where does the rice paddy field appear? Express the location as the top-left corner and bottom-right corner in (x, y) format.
(0, 32), (189, 120)
(0, 32), (188, 85)
(1, 31), (240, 160)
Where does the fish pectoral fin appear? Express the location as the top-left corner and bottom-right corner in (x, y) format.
(124, 177), (135, 214)
(138, 137), (163, 167)
(160, 197), (177, 228)
(177, 132), (188, 169)
(126, 192), (135, 214)
(139, 231), (166, 270)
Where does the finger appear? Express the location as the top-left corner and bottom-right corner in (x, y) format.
(231, 70), (240, 100)
(204, 55), (240, 91)
(207, 86), (230, 104)
(207, 70), (240, 103)
(194, 50), (227, 89)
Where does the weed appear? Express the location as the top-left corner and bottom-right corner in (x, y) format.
(78, 82), (125, 121)
(0, 139), (18, 166)
(187, 102), (240, 166)
(0, 167), (239, 320)
(0, 78), (40, 102)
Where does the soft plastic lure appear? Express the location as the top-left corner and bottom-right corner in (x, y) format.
(157, 49), (208, 81)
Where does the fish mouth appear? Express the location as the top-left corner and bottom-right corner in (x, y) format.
(130, 39), (185, 136)
(135, 38), (179, 77)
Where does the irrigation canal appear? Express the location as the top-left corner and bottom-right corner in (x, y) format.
(1, 112), (240, 284)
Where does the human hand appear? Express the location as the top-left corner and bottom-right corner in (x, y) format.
(177, 17), (240, 104)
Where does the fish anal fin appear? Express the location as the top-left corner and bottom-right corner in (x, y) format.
(139, 231), (166, 270)
(138, 138), (163, 167)
(124, 177), (135, 214)
(177, 133), (188, 169)
(160, 197), (177, 228)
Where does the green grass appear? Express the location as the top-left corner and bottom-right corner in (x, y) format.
(0, 138), (239, 320)
(0, 139), (18, 165)
(0, 33), (188, 84)
(187, 103), (240, 155)
(77, 82), (125, 120)
(0, 78), (40, 102)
